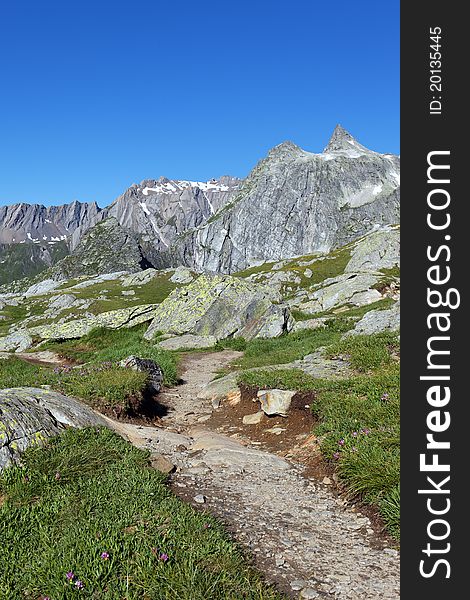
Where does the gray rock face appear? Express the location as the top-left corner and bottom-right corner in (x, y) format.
(347, 299), (400, 336)
(170, 126), (400, 273)
(345, 227), (400, 273)
(0, 387), (107, 470)
(0, 200), (102, 245)
(0, 330), (33, 352)
(101, 176), (240, 266)
(294, 273), (381, 314)
(169, 266), (194, 284)
(144, 273), (293, 342)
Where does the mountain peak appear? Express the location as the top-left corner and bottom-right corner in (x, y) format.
(324, 125), (368, 154)
(267, 141), (303, 160)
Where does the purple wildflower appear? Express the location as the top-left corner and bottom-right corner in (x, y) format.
(333, 451), (341, 460)
(74, 580), (84, 590)
(338, 438), (345, 446)
(381, 393), (390, 402)
(101, 551), (110, 560)
(66, 571), (74, 581)
(352, 431), (358, 437)
(361, 428), (371, 435)
(159, 553), (169, 562)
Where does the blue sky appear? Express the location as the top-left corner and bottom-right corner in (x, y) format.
(0, 0), (399, 207)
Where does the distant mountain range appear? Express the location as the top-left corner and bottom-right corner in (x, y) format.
(0, 126), (400, 286)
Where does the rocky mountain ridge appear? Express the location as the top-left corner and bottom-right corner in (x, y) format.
(0, 126), (399, 285)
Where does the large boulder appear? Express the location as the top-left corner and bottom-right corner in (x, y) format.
(144, 273), (293, 342)
(158, 334), (217, 351)
(0, 387), (107, 470)
(169, 266), (194, 284)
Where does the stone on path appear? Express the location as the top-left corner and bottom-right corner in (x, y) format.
(257, 389), (296, 417)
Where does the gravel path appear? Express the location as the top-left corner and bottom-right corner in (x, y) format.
(104, 351), (400, 600)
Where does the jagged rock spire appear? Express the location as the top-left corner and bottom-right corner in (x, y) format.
(324, 124), (368, 153)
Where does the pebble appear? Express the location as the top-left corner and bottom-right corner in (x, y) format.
(275, 555), (285, 567)
(300, 588), (318, 599)
(290, 579), (307, 591)
(194, 494), (206, 504)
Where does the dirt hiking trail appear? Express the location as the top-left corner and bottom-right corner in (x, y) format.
(104, 351), (400, 600)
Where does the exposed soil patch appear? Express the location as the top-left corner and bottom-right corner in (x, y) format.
(208, 383), (316, 455)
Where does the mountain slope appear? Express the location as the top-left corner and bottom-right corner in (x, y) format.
(99, 176), (240, 267)
(48, 217), (151, 280)
(167, 126), (400, 273)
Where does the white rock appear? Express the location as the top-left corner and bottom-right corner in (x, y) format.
(257, 389), (296, 417)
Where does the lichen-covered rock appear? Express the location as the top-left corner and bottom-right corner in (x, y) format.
(296, 273), (380, 314)
(0, 387), (107, 470)
(158, 334), (217, 351)
(0, 330), (33, 352)
(144, 273), (292, 342)
(121, 269), (159, 287)
(347, 299), (400, 336)
(345, 227), (400, 274)
(119, 356), (163, 394)
(169, 266), (194, 284)
(30, 304), (159, 341)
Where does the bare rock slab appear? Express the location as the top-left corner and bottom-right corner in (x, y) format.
(0, 387), (107, 470)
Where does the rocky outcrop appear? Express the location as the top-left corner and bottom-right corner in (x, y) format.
(48, 217), (151, 280)
(29, 303), (159, 343)
(169, 126), (400, 273)
(347, 299), (400, 336)
(0, 387), (106, 470)
(345, 227), (400, 274)
(158, 334), (218, 351)
(293, 273), (382, 315)
(0, 330), (33, 353)
(144, 274), (293, 342)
